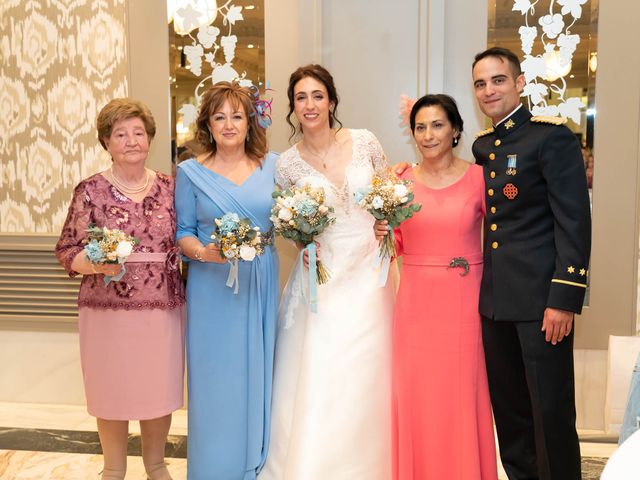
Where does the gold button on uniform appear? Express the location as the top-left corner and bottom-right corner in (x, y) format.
(488, 189), (494, 196)
(492, 241), (499, 249)
(490, 206), (497, 214)
(490, 171), (496, 178)
(490, 224), (497, 231)
(489, 153), (496, 160)
(494, 139), (501, 147)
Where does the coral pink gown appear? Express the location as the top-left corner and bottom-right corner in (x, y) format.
(392, 164), (497, 479)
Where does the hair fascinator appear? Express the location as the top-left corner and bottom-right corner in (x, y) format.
(249, 85), (273, 129)
(399, 94), (417, 133)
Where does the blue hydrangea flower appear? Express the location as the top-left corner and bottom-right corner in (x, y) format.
(354, 187), (371, 204)
(219, 213), (240, 235)
(295, 198), (318, 217)
(84, 239), (104, 262)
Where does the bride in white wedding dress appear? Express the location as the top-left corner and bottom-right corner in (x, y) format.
(259, 65), (396, 480)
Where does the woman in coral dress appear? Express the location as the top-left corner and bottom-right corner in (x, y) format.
(378, 94), (497, 479)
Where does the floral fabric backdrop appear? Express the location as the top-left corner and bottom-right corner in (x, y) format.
(0, 0), (128, 234)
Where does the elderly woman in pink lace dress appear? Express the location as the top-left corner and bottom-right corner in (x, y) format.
(55, 99), (185, 480)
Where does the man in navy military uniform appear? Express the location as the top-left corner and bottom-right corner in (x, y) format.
(471, 47), (591, 480)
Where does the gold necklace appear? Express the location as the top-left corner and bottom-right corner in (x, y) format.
(110, 167), (150, 194)
(303, 136), (337, 169)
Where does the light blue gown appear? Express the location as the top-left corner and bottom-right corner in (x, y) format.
(175, 154), (280, 480)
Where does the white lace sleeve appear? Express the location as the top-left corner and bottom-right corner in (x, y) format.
(274, 145), (316, 189)
(275, 149), (295, 189)
(362, 129), (389, 173)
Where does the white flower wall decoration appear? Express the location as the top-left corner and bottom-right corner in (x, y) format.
(512, 0), (589, 121)
(171, 1), (256, 130)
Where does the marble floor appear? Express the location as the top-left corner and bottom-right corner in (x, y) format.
(0, 402), (617, 479)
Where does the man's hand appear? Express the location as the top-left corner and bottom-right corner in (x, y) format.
(541, 307), (574, 345)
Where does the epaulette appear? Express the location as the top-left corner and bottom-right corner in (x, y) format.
(475, 127), (495, 138)
(530, 115), (567, 126)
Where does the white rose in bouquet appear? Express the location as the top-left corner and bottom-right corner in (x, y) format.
(239, 245), (257, 261)
(278, 208), (293, 221)
(372, 196), (384, 209)
(394, 184), (409, 198)
(115, 241), (134, 259)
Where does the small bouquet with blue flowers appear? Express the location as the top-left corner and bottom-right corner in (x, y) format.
(356, 171), (422, 260)
(84, 224), (139, 284)
(271, 184), (335, 285)
(211, 213), (266, 262)
(210, 213), (267, 293)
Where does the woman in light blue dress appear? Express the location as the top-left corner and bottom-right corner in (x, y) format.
(175, 81), (279, 480)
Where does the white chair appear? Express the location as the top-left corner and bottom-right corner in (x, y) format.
(601, 429), (640, 479)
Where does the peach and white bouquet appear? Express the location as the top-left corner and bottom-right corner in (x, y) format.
(356, 171), (422, 259)
(84, 224), (139, 284)
(271, 184), (335, 285)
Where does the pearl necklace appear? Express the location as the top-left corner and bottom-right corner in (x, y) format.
(110, 167), (150, 194)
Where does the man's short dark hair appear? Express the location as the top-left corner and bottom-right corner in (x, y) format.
(473, 47), (522, 78)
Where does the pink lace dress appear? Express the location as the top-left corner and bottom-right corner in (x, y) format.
(55, 172), (186, 420)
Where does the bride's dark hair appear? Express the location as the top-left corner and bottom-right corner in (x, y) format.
(286, 64), (343, 142)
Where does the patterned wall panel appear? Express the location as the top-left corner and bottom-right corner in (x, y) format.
(0, 0), (129, 234)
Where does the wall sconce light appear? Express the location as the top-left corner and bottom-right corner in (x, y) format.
(589, 52), (598, 73)
(543, 49), (572, 82)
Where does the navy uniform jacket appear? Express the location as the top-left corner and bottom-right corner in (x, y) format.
(472, 106), (591, 321)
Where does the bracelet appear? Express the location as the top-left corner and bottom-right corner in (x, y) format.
(194, 246), (205, 263)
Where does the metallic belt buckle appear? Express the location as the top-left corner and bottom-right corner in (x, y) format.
(448, 257), (469, 276)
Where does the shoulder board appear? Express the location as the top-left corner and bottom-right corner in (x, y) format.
(475, 127), (495, 138)
(530, 115), (567, 126)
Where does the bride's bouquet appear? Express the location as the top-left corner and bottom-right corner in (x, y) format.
(211, 212), (267, 293)
(271, 184), (335, 285)
(84, 224), (139, 284)
(356, 171), (422, 259)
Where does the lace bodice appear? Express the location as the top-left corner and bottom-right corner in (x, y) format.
(276, 129), (387, 213)
(276, 129), (388, 280)
(55, 172), (185, 311)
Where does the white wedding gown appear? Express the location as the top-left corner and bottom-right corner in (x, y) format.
(260, 129), (397, 480)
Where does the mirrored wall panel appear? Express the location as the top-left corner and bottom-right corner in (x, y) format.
(488, 0), (597, 185)
(167, 0), (265, 164)
(488, 0), (598, 305)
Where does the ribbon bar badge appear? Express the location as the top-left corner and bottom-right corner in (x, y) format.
(506, 154), (517, 176)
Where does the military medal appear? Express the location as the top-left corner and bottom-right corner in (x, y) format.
(506, 154), (517, 176)
(503, 183), (518, 200)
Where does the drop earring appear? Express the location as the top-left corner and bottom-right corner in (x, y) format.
(209, 130), (213, 143)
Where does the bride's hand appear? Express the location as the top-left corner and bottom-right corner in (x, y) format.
(299, 242), (321, 269)
(374, 220), (389, 242)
